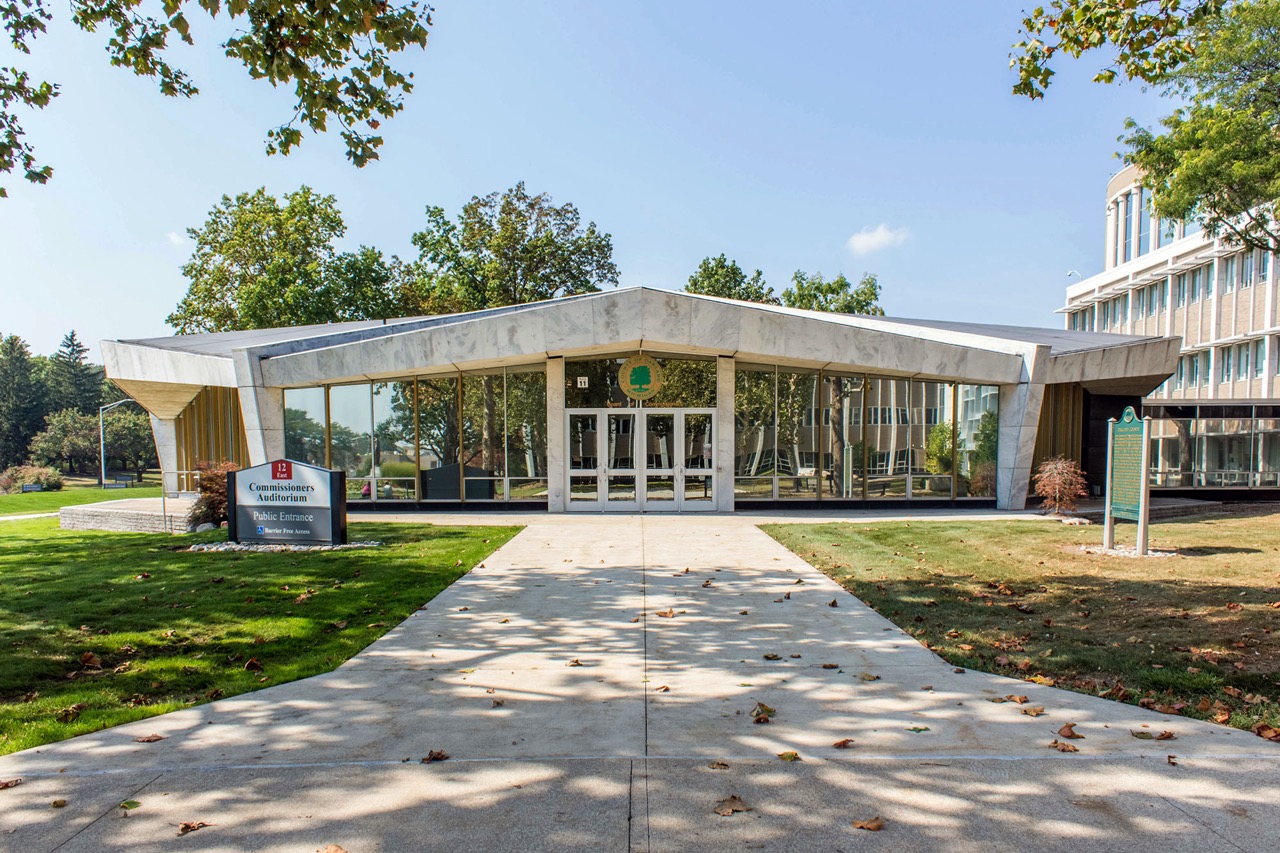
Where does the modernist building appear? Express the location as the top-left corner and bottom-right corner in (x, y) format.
(1063, 164), (1280, 492)
(104, 287), (1177, 512)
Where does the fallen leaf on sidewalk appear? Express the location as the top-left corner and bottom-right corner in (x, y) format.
(50, 799), (66, 807)
(119, 799), (141, 810)
(318, 846), (349, 853)
(762, 653), (781, 661)
(421, 750), (449, 763)
(853, 817), (885, 831)
(822, 663), (839, 669)
(860, 673), (880, 682)
(629, 617), (640, 623)
(739, 610), (749, 615)
(1252, 723), (1280, 742)
(777, 751), (800, 762)
(567, 659), (584, 667)
(714, 795), (751, 816)
(134, 734), (166, 743)
(906, 726), (930, 733)
(499, 618), (510, 624)
(1056, 723), (1084, 739)
(491, 699), (505, 708)
(828, 599), (838, 607)
(1021, 706), (1046, 717)
(0, 778), (22, 790)
(1155, 731), (1177, 741)
(833, 738), (856, 749)
(1167, 755), (1178, 766)
(749, 701), (776, 723)
(177, 821), (212, 835)
(784, 592), (791, 600)
(1130, 730), (1154, 740)
(708, 760), (729, 770)
(655, 685), (670, 693)
(1048, 740), (1078, 753)
(702, 580), (713, 588)
(655, 609), (675, 618)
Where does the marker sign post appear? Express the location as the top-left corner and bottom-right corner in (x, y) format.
(228, 459), (346, 546)
(1103, 406), (1151, 554)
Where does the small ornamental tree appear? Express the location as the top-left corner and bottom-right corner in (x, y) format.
(189, 460), (239, 528)
(1033, 456), (1088, 515)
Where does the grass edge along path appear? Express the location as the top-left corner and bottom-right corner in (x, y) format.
(0, 485), (163, 517)
(0, 519), (519, 756)
(763, 514), (1280, 741)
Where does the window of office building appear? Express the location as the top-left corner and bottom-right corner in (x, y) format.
(1174, 358), (1185, 389)
(1137, 188), (1151, 256)
(1189, 354), (1199, 387)
(1124, 192), (1135, 262)
(1201, 352), (1211, 386)
(1257, 340), (1266, 377)
(1221, 347), (1233, 383)
(1175, 274), (1187, 307)
(1185, 219), (1201, 237)
(1158, 218), (1176, 247)
(1243, 252), (1255, 287)
(1224, 256), (1236, 293)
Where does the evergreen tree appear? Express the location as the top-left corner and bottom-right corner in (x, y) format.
(48, 331), (102, 415)
(0, 335), (49, 468)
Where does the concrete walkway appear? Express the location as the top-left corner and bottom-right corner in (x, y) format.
(2, 516), (1279, 852)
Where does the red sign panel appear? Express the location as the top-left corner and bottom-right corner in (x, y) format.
(271, 460), (293, 480)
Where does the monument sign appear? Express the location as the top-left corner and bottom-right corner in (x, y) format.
(1103, 406), (1151, 554)
(228, 459), (346, 546)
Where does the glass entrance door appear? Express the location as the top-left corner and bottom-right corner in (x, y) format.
(566, 408), (715, 512)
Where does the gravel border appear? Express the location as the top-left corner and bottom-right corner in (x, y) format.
(187, 540), (382, 553)
(1078, 544), (1175, 558)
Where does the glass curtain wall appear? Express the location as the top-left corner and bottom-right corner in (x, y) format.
(733, 367), (997, 501)
(283, 367), (548, 503)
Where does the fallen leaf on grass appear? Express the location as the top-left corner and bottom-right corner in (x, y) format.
(1056, 723), (1084, 739)
(51, 799), (66, 807)
(80, 652), (101, 668)
(244, 658), (263, 672)
(714, 795), (751, 816)
(134, 734), (166, 743)
(853, 816), (885, 831)
(1021, 706), (1046, 717)
(1227, 602), (1244, 612)
(134, 573), (151, 580)
(119, 799), (141, 810)
(1028, 675), (1057, 686)
(777, 751), (800, 762)
(1252, 723), (1280, 742)
(56, 703), (88, 723)
(833, 738), (856, 749)
(177, 821), (212, 835)
(0, 778), (21, 790)
(366, 623), (387, 629)
(1048, 740), (1079, 753)
(421, 750), (449, 763)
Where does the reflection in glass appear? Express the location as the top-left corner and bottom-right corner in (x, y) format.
(569, 414), (597, 471)
(284, 387), (326, 466)
(735, 370), (776, 498)
(957, 385), (999, 497)
(374, 381), (416, 499)
(646, 414), (675, 470)
(684, 474), (713, 502)
(329, 383), (373, 497)
(777, 370), (819, 498)
(647, 476), (676, 501)
(684, 414), (713, 470)
(607, 414), (635, 470)
(608, 475), (636, 502)
(825, 375), (863, 498)
(865, 377), (908, 498)
(506, 370), (547, 481)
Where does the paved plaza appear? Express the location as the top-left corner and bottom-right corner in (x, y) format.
(2, 514), (1279, 851)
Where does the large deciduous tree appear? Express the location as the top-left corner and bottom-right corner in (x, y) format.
(0, 334), (48, 468)
(2, 0), (434, 197)
(28, 408), (99, 473)
(684, 254), (778, 304)
(408, 182), (619, 313)
(1122, 1), (1280, 251)
(781, 271), (884, 316)
(167, 186), (409, 332)
(1010, 0), (1228, 99)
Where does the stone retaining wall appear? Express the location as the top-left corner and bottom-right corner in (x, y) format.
(59, 504), (192, 534)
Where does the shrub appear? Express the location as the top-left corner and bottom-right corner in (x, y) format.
(188, 460), (239, 527)
(1033, 456), (1088, 514)
(0, 465), (64, 494)
(377, 460), (418, 479)
(968, 460), (997, 497)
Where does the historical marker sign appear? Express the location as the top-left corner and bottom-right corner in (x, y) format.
(228, 459), (346, 546)
(1103, 406), (1151, 554)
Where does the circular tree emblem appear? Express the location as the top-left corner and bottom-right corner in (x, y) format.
(618, 354), (664, 401)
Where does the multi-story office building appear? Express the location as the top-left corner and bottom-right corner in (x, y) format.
(1063, 164), (1280, 492)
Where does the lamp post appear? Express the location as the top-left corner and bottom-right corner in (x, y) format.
(99, 398), (133, 488)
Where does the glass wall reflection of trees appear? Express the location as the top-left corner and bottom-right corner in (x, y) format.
(733, 367), (999, 500)
(283, 367), (548, 502)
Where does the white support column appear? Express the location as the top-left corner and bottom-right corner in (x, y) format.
(546, 357), (566, 512)
(149, 415), (180, 494)
(715, 356), (736, 512)
(237, 386), (285, 466)
(995, 381), (1046, 510)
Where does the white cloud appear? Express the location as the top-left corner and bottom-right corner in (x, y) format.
(166, 231), (186, 248)
(846, 223), (909, 256)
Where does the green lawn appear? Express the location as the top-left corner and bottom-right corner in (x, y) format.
(765, 513), (1280, 736)
(0, 518), (519, 755)
(0, 485), (163, 517)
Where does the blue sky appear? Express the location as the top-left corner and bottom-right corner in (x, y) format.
(0, 1), (1171, 360)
